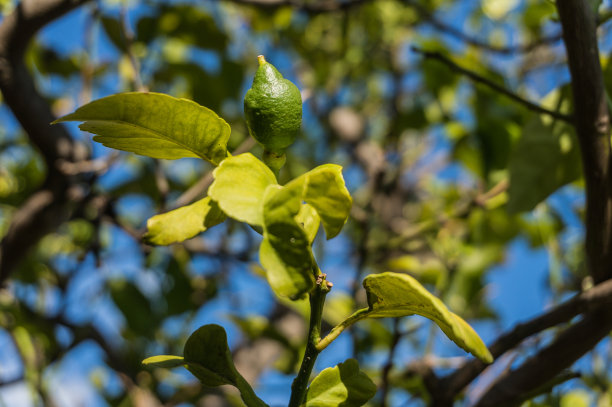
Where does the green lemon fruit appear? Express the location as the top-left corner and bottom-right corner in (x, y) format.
(244, 55), (302, 154)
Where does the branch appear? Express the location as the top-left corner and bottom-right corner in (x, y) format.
(222, 0), (369, 12)
(0, 0), (90, 165)
(407, 1), (563, 55)
(411, 46), (573, 123)
(432, 277), (612, 404)
(0, 0), (92, 285)
(557, 0), (612, 284)
(474, 309), (612, 407)
(446, 3), (612, 403)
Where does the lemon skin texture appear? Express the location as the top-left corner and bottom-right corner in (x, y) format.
(244, 59), (302, 154)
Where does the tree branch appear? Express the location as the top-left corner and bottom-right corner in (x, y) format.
(222, 0), (369, 12)
(474, 309), (612, 407)
(0, 0), (92, 285)
(444, 1), (612, 405)
(557, 0), (612, 284)
(431, 277), (612, 404)
(411, 46), (573, 123)
(406, 1), (563, 55)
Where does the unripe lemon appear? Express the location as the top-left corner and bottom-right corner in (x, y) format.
(244, 56), (302, 154)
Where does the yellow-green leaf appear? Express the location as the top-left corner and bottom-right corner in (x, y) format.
(363, 272), (493, 363)
(142, 355), (185, 368)
(260, 185), (314, 299)
(286, 164), (352, 239)
(54, 92), (230, 164)
(208, 153), (277, 226)
(295, 203), (320, 244)
(304, 359), (376, 407)
(143, 197), (226, 245)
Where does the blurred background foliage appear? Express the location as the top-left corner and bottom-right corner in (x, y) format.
(0, 0), (607, 406)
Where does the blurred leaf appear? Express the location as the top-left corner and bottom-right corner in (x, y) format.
(143, 196), (226, 245)
(28, 43), (80, 78)
(100, 16), (128, 53)
(54, 92), (231, 164)
(560, 389), (590, 407)
(508, 116), (581, 213)
(304, 359), (376, 407)
(360, 272), (493, 363)
(136, 5), (228, 51)
(110, 280), (155, 337)
(209, 153), (276, 226)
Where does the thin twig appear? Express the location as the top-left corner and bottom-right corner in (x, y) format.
(406, 0), (562, 55)
(380, 318), (402, 407)
(223, 0), (370, 12)
(411, 46), (573, 123)
(119, 3), (145, 92)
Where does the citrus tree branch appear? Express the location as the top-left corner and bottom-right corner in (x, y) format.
(431, 277), (612, 404)
(0, 0), (92, 285)
(458, 1), (612, 405)
(221, 0), (369, 12)
(406, 1), (563, 55)
(411, 46), (573, 123)
(556, 0), (612, 284)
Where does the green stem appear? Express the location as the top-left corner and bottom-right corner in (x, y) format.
(235, 375), (269, 407)
(288, 280), (329, 407)
(315, 308), (370, 352)
(262, 149), (286, 176)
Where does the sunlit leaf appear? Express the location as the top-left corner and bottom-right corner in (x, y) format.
(143, 196), (226, 245)
(260, 185), (314, 299)
(295, 203), (320, 244)
(142, 355), (185, 368)
(54, 92), (230, 164)
(304, 359), (376, 407)
(362, 272), (493, 363)
(286, 164), (352, 239)
(208, 153), (277, 226)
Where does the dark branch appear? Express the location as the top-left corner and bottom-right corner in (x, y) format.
(0, 0), (92, 285)
(557, 0), (612, 284)
(222, 0), (369, 12)
(407, 1), (563, 55)
(433, 277), (612, 404)
(411, 46), (573, 123)
(460, 1), (612, 404)
(474, 309), (612, 407)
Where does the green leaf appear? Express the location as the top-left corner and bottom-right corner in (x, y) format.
(286, 164), (352, 239)
(260, 185), (314, 299)
(362, 272), (493, 363)
(208, 153), (277, 226)
(183, 324), (239, 386)
(303, 359), (376, 407)
(143, 197), (226, 245)
(183, 325), (269, 407)
(54, 92), (231, 164)
(142, 355), (185, 368)
(295, 203), (320, 244)
(508, 116), (581, 213)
